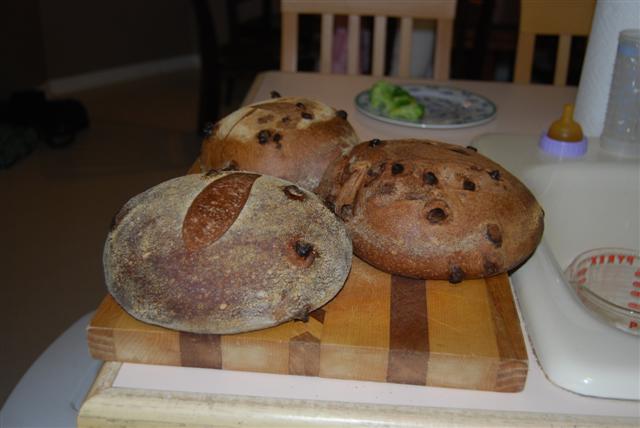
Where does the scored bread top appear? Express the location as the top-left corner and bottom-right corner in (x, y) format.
(199, 96), (359, 191)
(104, 171), (352, 334)
(317, 139), (544, 281)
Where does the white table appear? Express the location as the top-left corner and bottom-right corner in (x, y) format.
(244, 71), (578, 145)
(77, 72), (639, 427)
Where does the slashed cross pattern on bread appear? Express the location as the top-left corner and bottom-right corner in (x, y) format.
(197, 97), (360, 191)
(317, 139), (544, 282)
(104, 171), (352, 334)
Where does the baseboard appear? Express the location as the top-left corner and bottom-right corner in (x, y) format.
(45, 54), (201, 95)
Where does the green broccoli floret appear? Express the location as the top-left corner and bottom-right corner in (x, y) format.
(388, 102), (425, 122)
(391, 85), (411, 98)
(369, 80), (424, 122)
(370, 81), (396, 111)
(390, 93), (414, 107)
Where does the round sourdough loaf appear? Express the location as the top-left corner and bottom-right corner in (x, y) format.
(104, 171), (352, 334)
(316, 139), (544, 282)
(197, 96), (359, 190)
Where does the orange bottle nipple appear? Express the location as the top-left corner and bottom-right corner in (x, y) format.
(547, 104), (584, 142)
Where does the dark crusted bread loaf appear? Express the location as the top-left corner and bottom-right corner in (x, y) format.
(104, 171), (352, 334)
(316, 139), (544, 282)
(197, 96), (359, 190)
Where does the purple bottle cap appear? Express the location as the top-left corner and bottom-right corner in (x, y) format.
(539, 133), (588, 158)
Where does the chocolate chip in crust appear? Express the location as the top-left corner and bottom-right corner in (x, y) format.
(294, 241), (314, 258)
(449, 265), (465, 284)
(365, 163), (386, 186)
(423, 171), (438, 185)
(301, 112), (314, 120)
(450, 147), (470, 156)
(340, 204), (353, 218)
(109, 211), (121, 231)
(486, 223), (503, 247)
(283, 185), (305, 201)
(270, 90), (281, 98)
(273, 133), (282, 143)
(324, 198), (336, 212)
(289, 239), (317, 268)
(484, 259), (500, 276)
(257, 129), (271, 144)
(463, 179), (476, 191)
(296, 102), (305, 109)
(466, 145), (478, 152)
(368, 138), (382, 147)
(293, 304), (312, 322)
(202, 121), (215, 137)
(489, 170), (501, 180)
(336, 110), (348, 119)
(391, 163), (404, 175)
(427, 207), (447, 223)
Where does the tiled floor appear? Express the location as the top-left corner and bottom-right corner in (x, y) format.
(0, 68), (252, 407)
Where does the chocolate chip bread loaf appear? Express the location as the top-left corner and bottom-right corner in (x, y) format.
(317, 139), (544, 282)
(197, 96), (359, 191)
(104, 171), (352, 334)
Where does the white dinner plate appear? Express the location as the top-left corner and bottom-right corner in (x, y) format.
(354, 84), (497, 129)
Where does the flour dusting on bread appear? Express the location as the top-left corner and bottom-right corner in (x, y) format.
(104, 172), (352, 334)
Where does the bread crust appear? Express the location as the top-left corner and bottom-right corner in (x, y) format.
(317, 139), (544, 281)
(199, 97), (359, 190)
(104, 171), (352, 334)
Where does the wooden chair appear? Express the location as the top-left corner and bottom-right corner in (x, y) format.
(191, 0), (279, 131)
(280, 0), (457, 79)
(514, 0), (595, 86)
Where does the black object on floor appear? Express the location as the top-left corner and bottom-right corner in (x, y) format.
(0, 123), (39, 169)
(41, 99), (90, 148)
(0, 90), (90, 168)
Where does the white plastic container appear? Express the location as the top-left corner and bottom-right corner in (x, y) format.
(601, 29), (640, 157)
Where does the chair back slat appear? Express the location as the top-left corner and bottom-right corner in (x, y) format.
(281, 0), (456, 20)
(347, 15), (361, 75)
(320, 14), (335, 73)
(514, 32), (535, 84)
(372, 16), (388, 76)
(434, 18), (453, 80)
(398, 17), (414, 78)
(520, 0), (595, 36)
(280, 0), (456, 79)
(514, 0), (595, 85)
(280, 11), (299, 72)
(554, 34), (572, 86)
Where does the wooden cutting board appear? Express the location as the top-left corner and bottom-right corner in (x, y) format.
(87, 257), (528, 392)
